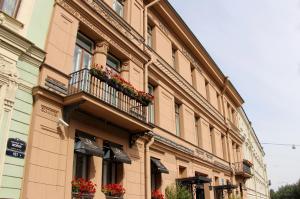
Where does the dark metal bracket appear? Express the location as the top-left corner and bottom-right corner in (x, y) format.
(129, 131), (154, 148)
(63, 101), (85, 122)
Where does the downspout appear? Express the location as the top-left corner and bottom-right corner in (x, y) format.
(145, 137), (155, 199)
(143, 0), (162, 92)
(142, 3), (161, 197)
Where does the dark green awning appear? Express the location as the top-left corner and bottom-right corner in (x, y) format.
(151, 157), (169, 174)
(104, 146), (131, 164)
(74, 138), (103, 157)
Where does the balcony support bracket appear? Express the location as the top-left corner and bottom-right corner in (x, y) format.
(129, 131), (153, 148)
(63, 101), (85, 122)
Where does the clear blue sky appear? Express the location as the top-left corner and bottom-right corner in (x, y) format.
(169, 0), (300, 190)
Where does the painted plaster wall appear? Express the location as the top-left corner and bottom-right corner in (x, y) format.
(0, 0), (53, 198)
(237, 110), (270, 199)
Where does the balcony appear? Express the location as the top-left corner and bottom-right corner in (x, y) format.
(234, 161), (252, 179)
(64, 68), (152, 132)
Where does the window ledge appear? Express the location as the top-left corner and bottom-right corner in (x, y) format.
(0, 11), (23, 32)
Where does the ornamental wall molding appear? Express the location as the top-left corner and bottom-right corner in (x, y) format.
(82, 0), (144, 44)
(57, 0), (147, 67)
(0, 25), (45, 67)
(153, 57), (227, 129)
(0, 55), (18, 79)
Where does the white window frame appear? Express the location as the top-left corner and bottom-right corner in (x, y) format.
(113, 0), (124, 17)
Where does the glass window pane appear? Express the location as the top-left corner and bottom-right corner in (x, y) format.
(107, 54), (121, 72)
(83, 52), (92, 69)
(175, 116), (180, 136)
(76, 33), (94, 53)
(1, 0), (17, 17)
(73, 46), (82, 72)
(113, 0), (123, 17)
(75, 153), (88, 179)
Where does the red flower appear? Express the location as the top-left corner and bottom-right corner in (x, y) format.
(102, 184), (125, 197)
(152, 189), (164, 199)
(71, 178), (97, 195)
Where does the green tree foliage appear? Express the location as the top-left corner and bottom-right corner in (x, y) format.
(271, 180), (300, 199)
(165, 184), (192, 199)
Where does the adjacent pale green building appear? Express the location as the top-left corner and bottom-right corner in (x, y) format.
(0, 0), (53, 198)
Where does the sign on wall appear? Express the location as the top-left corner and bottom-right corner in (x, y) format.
(6, 138), (26, 159)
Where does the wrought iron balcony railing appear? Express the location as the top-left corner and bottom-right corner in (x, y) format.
(68, 68), (148, 122)
(234, 161), (252, 178)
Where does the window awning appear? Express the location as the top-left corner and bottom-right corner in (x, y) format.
(104, 146), (132, 164)
(151, 157), (169, 174)
(74, 138), (103, 157)
(176, 176), (212, 186)
(213, 184), (238, 190)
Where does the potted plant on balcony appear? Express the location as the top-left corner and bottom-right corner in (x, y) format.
(71, 178), (96, 199)
(122, 82), (138, 99)
(152, 189), (164, 199)
(108, 74), (127, 92)
(137, 91), (154, 106)
(102, 184), (125, 199)
(90, 64), (109, 82)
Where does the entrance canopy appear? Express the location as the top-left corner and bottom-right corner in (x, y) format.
(176, 176), (212, 186)
(74, 137), (103, 157)
(213, 184), (238, 190)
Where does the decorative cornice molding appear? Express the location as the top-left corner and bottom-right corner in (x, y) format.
(0, 25), (45, 67)
(18, 82), (32, 94)
(154, 133), (194, 155)
(82, 0), (144, 44)
(153, 57), (225, 127)
(0, 11), (24, 32)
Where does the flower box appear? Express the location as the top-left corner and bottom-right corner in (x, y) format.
(72, 192), (94, 199)
(102, 184), (125, 199)
(90, 68), (109, 82)
(90, 65), (153, 105)
(71, 178), (96, 199)
(105, 195), (124, 199)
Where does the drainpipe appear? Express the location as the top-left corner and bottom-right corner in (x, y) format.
(145, 137), (155, 199)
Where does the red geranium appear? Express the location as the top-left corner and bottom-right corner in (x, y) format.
(71, 178), (96, 195)
(152, 189), (164, 199)
(102, 184), (125, 197)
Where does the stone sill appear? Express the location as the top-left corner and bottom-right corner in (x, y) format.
(0, 11), (24, 32)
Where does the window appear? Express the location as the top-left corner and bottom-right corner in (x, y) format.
(231, 109), (236, 124)
(195, 115), (201, 147)
(210, 126), (216, 154)
(221, 135), (227, 160)
(175, 102), (181, 136)
(73, 153), (89, 179)
(217, 93), (222, 112)
(107, 53), (121, 73)
(205, 79), (210, 102)
(0, 0), (21, 17)
(172, 47), (177, 69)
(148, 84), (155, 124)
(73, 133), (97, 179)
(102, 142), (124, 185)
(113, 0), (124, 17)
(73, 33), (94, 72)
(147, 24), (153, 47)
(191, 65), (196, 87)
(178, 166), (187, 178)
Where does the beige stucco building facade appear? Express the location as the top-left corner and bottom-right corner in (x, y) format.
(238, 109), (270, 199)
(19, 0), (258, 199)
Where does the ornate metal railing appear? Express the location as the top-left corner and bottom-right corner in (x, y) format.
(68, 68), (147, 122)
